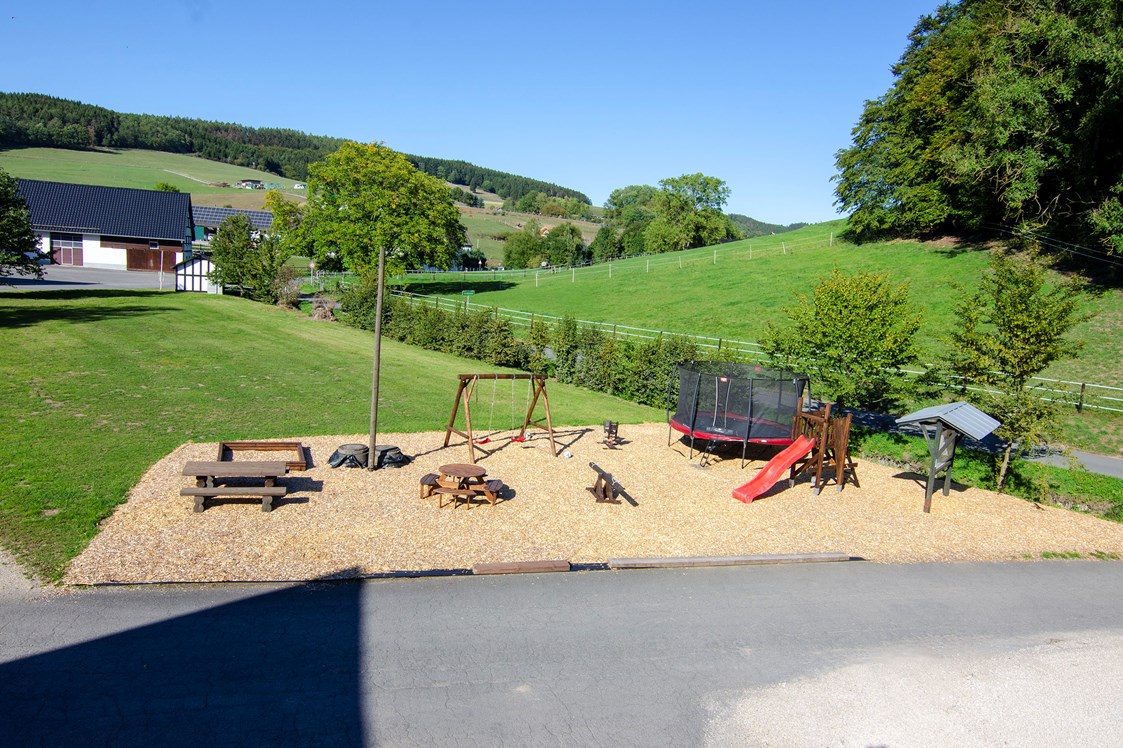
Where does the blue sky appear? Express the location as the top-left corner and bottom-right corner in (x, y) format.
(3, 1), (939, 224)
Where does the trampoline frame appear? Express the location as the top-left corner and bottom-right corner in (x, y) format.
(666, 362), (810, 467)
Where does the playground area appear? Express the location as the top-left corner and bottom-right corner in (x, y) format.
(65, 422), (1123, 585)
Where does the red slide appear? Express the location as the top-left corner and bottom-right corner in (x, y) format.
(732, 435), (815, 503)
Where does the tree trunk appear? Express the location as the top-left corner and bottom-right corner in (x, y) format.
(996, 441), (1014, 493)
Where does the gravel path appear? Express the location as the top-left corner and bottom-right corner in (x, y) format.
(64, 423), (1123, 584)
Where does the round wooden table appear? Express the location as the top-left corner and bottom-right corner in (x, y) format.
(438, 463), (487, 487)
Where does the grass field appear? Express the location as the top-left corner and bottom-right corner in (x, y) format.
(403, 222), (1123, 390)
(0, 147), (601, 253)
(0, 147), (306, 208)
(0, 290), (658, 581)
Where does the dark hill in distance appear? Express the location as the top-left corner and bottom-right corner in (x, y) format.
(729, 214), (806, 238)
(0, 91), (590, 205)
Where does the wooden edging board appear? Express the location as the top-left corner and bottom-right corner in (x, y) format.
(607, 552), (851, 569)
(472, 560), (571, 575)
(217, 441), (308, 470)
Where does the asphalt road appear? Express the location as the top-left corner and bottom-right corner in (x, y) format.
(3, 264), (167, 290)
(3, 561), (1123, 746)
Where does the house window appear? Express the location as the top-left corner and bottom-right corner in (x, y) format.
(149, 241), (160, 250)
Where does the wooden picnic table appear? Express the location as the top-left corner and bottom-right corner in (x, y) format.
(432, 463), (503, 509)
(181, 460), (289, 513)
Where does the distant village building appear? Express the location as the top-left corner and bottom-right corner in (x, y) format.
(191, 206), (274, 242)
(235, 179), (264, 189)
(16, 179), (193, 272)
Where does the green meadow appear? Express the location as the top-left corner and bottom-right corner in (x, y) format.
(403, 222), (1123, 391)
(0, 290), (657, 580)
(0, 146), (306, 205)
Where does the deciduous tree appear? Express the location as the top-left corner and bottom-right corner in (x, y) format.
(948, 250), (1086, 489)
(304, 142), (466, 275)
(762, 269), (923, 411)
(644, 173), (740, 253)
(542, 222), (588, 266)
(0, 168), (41, 282)
(207, 213), (295, 304)
(502, 221), (543, 269)
(834, 0), (1123, 254)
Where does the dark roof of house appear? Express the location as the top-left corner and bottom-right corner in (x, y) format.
(895, 401), (1001, 441)
(15, 179), (193, 242)
(192, 205), (273, 231)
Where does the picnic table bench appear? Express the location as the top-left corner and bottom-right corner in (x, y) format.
(420, 465), (506, 508)
(181, 460), (289, 513)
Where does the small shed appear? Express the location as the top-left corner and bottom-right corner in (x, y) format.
(895, 402), (1001, 512)
(175, 254), (222, 294)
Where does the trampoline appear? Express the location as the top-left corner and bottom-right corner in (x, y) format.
(667, 361), (810, 466)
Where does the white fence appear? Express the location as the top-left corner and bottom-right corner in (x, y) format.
(388, 289), (1123, 414)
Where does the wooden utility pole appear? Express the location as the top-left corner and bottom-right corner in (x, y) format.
(368, 246), (386, 470)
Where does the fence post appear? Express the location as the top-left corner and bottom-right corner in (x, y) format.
(1078, 382), (1086, 413)
(783, 242), (787, 254)
(609, 262), (612, 278)
(536, 272), (539, 287)
(717, 338), (722, 353)
(830, 232), (834, 247)
(713, 250), (717, 265)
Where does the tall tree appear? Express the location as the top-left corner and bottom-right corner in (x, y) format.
(502, 221), (543, 269)
(304, 142), (466, 275)
(948, 250), (1086, 490)
(603, 184), (658, 256)
(541, 222), (588, 266)
(206, 213), (294, 304)
(644, 173), (740, 253)
(835, 0), (1123, 254)
(0, 169), (42, 282)
(761, 269), (923, 411)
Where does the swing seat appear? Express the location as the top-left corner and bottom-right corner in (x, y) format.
(474, 437), (491, 445)
(510, 436), (527, 443)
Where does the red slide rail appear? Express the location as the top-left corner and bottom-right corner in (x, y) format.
(732, 435), (815, 503)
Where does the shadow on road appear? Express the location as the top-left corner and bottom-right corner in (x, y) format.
(0, 575), (366, 745)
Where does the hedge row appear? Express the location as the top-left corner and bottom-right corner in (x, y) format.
(338, 281), (705, 409)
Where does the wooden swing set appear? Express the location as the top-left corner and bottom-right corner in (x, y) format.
(443, 374), (557, 463)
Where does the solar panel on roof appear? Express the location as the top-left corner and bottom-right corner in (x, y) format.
(191, 206), (273, 231)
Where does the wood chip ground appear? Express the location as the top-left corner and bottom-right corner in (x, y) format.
(64, 423), (1123, 584)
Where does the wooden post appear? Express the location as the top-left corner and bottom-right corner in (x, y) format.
(1078, 382), (1086, 413)
(368, 246), (386, 471)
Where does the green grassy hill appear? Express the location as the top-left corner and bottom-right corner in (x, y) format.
(404, 222), (1121, 386)
(0, 146), (306, 208)
(0, 146), (601, 261)
(0, 290), (658, 580)
(401, 222), (1123, 452)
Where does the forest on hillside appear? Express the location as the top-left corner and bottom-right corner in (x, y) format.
(0, 92), (590, 204)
